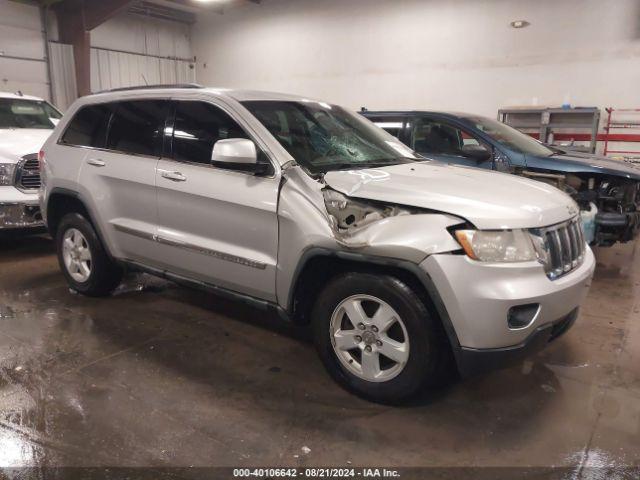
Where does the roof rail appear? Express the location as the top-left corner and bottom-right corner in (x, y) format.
(99, 83), (203, 94)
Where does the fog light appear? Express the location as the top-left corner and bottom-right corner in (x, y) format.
(507, 304), (540, 329)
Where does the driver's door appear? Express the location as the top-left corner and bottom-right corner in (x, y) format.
(408, 117), (493, 169)
(154, 99), (280, 301)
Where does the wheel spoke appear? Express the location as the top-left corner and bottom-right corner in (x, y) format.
(72, 231), (82, 247)
(79, 249), (91, 261)
(360, 350), (381, 379)
(370, 303), (398, 332)
(63, 237), (74, 252)
(69, 261), (80, 274)
(333, 329), (360, 351)
(378, 336), (409, 364)
(342, 299), (368, 328)
(78, 261), (91, 278)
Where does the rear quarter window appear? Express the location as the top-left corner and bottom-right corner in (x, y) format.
(60, 104), (111, 148)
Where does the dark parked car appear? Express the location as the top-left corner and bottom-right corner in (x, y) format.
(362, 110), (640, 246)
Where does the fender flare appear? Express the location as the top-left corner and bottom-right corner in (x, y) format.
(47, 187), (116, 259)
(288, 247), (463, 364)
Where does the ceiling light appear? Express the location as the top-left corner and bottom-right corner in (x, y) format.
(510, 20), (531, 29)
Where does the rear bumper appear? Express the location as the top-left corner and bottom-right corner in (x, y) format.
(0, 187), (43, 229)
(456, 307), (578, 377)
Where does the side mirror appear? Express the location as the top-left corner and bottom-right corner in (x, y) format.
(461, 144), (491, 162)
(211, 138), (271, 175)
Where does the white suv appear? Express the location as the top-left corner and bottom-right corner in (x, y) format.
(0, 92), (61, 231)
(40, 86), (595, 403)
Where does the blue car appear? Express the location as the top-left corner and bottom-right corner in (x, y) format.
(361, 110), (640, 246)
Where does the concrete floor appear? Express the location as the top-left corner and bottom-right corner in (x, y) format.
(0, 235), (639, 478)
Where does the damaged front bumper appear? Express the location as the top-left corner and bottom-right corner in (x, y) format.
(0, 202), (43, 229)
(421, 247), (595, 376)
(0, 187), (43, 229)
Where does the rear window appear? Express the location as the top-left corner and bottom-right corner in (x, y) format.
(60, 104), (111, 147)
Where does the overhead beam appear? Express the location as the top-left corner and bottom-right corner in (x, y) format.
(83, 0), (135, 30)
(54, 0), (135, 97)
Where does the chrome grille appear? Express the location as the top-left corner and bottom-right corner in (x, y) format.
(532, 217), (586, 280)
(15, 154), (41, 191)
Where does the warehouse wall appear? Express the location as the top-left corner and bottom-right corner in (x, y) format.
(192, 0), (640, 117)
(0, 0), (50, 100)
(89, 13), (195, 93)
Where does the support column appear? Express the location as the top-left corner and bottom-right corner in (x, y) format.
(54, 0), (134, 98)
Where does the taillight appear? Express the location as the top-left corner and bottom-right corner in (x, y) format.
(38, 149), (46, 171)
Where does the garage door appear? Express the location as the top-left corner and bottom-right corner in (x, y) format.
(0, 0), (50, 100)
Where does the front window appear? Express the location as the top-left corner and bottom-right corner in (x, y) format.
(368, 116), (405, 139)
(463, 115), (554, 157)
(0, 98), (62, 130)
(242, 100), (417, 174)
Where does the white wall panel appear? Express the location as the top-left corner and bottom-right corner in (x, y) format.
(0, 0), (49, 100)
(91, 12), (192, 59)
(90, 48), (195, 92)
(0, 57), (48, 99)
(192, 0), (640, 118)
(89, 12), (195, 92)
(0, 23), (45, 59)
(49, 41), (76, 110)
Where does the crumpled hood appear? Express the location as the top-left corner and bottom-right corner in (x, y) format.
(530, 150), (640, 181)
(0, 129), (52, 163)
(324, 162), (577, 230)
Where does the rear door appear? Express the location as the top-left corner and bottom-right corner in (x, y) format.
(76, 99), (169, 263)
(154, 99), (280, 301)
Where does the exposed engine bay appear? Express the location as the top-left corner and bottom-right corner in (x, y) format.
(323, 188), (413, 245)
(520, 169), (640, 246)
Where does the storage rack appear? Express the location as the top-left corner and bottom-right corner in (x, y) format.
(498, 107), (600, 154)
(603, 108), (640, 163)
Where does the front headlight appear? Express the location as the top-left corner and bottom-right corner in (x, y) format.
(0, 164), (16, 186)
(454, 229), (538, 263)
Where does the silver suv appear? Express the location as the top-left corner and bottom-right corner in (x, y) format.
(40, 85), (595, 403)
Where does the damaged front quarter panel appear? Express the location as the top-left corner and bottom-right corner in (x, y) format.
(322, 187), (463, 261)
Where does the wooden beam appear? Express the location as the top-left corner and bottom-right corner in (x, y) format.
(83, 0), (134, 31)
(54, 0), (90, 96)
(53, 0), (136, 96)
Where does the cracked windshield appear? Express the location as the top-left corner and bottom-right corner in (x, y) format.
(243, 100), (417, 174)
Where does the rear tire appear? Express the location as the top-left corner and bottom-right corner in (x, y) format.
(56, 213), (123, 297)
(312, 272), (449, 404)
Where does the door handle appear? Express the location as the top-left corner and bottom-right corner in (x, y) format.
(87, 158), (105, 167)
(160, 170), (187, 182)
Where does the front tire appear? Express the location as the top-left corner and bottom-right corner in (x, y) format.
(56, 213), (123, 297)
(312, 272), (449, 404)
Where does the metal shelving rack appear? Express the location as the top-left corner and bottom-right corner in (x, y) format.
(603, 108), (640, 163)
(498, 107), (600, 154)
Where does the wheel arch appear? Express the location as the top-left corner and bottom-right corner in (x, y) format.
(288, 248), (463, 364)
(46, 188), (115, 259)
